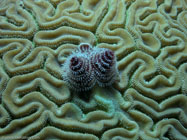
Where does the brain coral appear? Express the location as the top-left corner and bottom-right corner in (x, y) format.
(0, 0), (187, 140)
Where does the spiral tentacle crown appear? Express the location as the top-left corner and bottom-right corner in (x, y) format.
(62, 43), (119, 92)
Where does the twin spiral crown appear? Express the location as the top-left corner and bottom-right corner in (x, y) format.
(62, 43), (119, 92)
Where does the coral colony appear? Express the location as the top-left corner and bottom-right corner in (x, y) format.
(62, 43), (119, 92)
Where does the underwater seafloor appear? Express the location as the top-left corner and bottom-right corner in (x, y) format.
(0, 0), (187, 140)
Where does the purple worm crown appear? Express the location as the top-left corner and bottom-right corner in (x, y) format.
(62, 43), (119, 92)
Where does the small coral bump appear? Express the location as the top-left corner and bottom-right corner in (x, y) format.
(62, 53), (95, 92)
(91, 48), (119, 87)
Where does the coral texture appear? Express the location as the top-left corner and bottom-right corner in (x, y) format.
(0, 0), (187, 140)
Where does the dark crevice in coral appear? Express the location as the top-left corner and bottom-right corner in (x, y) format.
(144, 71), (160, 83)
(125, 0), (136, 9)
(92, 2), (109, 35)
(128, 61), (141, 85)
(96, 121), (122, 139)
(76, 91), (92, 102)
(21, 3), (39, 31)
(35, 85), (42, 93)
(172, 58), (187, 70)
(132, 103), (184, 128)
(3, 64), (38, 79)
(0, 103), (13, 128)
(28, 35), (34, 45)
(162, 128), (172, 140)
(24, 114), (49, 139)
(3, 100), (39, 120)
(49, 119), (99, 136)
(156, 0), (165, 8)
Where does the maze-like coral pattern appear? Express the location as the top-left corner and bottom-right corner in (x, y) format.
(0, 0), (186, 139)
